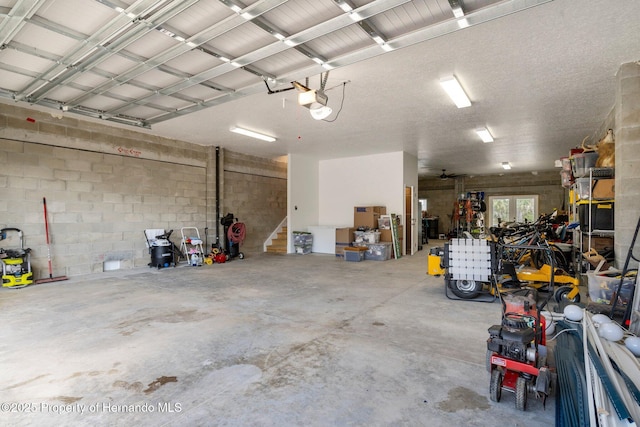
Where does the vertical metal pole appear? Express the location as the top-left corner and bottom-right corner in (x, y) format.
(215, 146), (221, 248)
(615, 216), (640, 324)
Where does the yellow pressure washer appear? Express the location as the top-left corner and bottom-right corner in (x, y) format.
(0, 228), (34, 288)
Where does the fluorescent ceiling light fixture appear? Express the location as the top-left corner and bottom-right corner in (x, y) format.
(230, 61), (242, 67)
(229, 4), (242, 13)
(475, 127), (494, 143)
(502, 162), (511, 170)
(273, 32), (285, 40)
(310, 105), (332, 120)
(283, 39), (296, 47)
(230, 127), (275, 142)
(240, 11), (254, 19)
(439, 76), (471, 108)
(349, 12), (363, 21)
(219, 56), (231, 62)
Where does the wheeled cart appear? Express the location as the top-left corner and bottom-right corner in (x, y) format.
(220, 213), (245, 261)
(180, 227), (205, 266)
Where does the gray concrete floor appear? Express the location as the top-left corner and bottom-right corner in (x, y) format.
(1, 243), (557, 426)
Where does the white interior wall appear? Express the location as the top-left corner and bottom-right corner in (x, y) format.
(287, 154), (319, 253)
(318, 152), (405, 226)
(287, 151), (417, 255)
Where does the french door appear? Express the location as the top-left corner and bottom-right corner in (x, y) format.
(488, 195), (538, 226)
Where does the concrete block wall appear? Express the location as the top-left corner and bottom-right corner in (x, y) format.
(0, 103), (287, 278)
(0, 139), (207, 277)
(418, 171), (565, 236)
(614, 62), (640, 268)
(221, 150), (287, 253)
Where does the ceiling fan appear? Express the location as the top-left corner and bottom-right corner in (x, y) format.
(439, 169), (460, 180)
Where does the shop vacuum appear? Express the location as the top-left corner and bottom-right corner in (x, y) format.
(144, 229), (179, 268)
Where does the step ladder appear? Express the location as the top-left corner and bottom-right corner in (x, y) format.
(180, 227), (205, 266)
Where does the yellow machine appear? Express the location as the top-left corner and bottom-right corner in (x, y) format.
(428, 241), (581, 302)
(513, 264), (580, 302)
(427, 247), (446, 276)
(0, 228), (34, 288)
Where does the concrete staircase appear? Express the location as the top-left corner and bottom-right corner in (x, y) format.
(266, 226), (287, 254)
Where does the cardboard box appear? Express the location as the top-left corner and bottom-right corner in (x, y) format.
(592, 179), (615, 199)
(582, 249), (611, 271)
(380, 226), (403, 243)
(354, 206), (386, 229)
(335, 227), (355, 244)
(582, 236), (614, 253)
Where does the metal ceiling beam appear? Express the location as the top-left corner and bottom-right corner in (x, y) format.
(0, 0), (47, 46)
(0, 38), (232, 106)
(65, 0), (287, 108)
(109, 0), (410, 119)
(1, 0), (554, 128)
(146, 0), (554, 125)
(28, 14), (88, 40)
(15, 0), (166, 100)
(27, 0), (199, 103)
(448, 0), (465, 18)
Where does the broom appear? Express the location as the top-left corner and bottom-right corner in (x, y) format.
(35, 197), (68, 284)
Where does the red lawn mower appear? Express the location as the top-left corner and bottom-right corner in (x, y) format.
(486, 291), (552, 410)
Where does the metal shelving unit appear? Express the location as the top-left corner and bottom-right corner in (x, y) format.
(574, 167), (615, 272)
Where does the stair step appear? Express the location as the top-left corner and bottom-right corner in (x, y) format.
(270, 239), (287, 248)
(265, 223), (287, 254)
(266, 246), (287, 253)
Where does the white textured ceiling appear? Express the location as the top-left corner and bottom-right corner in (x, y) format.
(1, 0), (639, 178)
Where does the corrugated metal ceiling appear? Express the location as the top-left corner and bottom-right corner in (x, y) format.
(0, 0), (517, 127)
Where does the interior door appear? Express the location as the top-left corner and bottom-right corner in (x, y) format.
(405, 186), (415, 255)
